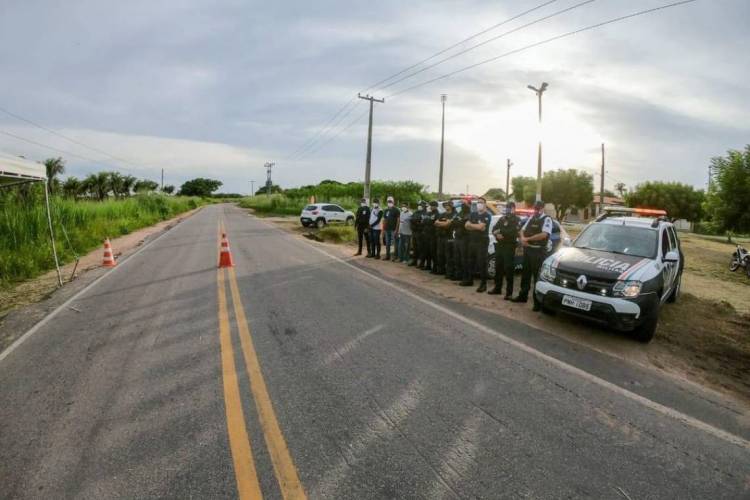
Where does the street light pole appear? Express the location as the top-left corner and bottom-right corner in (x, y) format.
(250, 180), (255, 196)
(438, 94), (447, 198)
(527, 82), (549, 203)
(506, 158), (513, 201)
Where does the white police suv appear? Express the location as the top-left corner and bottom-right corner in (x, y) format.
(534, 208), (683, 342)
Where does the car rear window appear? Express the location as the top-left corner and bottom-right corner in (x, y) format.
(304, 205), (317, 211)
(575, 224), (657, 258)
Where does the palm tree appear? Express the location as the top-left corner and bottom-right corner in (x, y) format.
(108, 172), (125, 199)
(62, 176), (82, 199)
(83, 172), (111, 200)
(614, 182), (627, 198)
(44, 157), (65, 193)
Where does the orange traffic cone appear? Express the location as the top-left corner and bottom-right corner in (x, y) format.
(102, 238), (116, 267)
(218, 233), (234, 268)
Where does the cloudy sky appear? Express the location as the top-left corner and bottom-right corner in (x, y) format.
(0, 0), (748, 195)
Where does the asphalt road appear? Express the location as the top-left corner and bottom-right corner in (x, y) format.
(1, 204), (748, 499)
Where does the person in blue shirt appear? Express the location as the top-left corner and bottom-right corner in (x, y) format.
(462, 197), (492, 292)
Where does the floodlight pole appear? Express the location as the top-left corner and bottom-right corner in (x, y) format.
(44, 180), (63, 287)
(438, 94), (447, 198)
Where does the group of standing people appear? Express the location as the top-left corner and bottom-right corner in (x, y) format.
(354, 196), (553, 311)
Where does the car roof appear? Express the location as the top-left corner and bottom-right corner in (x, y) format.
(596, 216), (664, 228)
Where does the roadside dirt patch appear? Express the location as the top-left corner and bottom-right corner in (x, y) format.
(0, 207), (202, 322)
(260, 214), (750, 406)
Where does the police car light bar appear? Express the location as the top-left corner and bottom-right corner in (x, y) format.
(602, 206), (667, 216)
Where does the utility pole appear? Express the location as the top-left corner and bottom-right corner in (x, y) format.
(438, 94), (447, 198)
(599, 143), (605, 216)
(527, 82), (549, 202)
(160, 168), (164, 191)
(264, 162), (275, 197)
(250, 180), (255, 196)
(506, 158), (513, 201)
(358, 93), (384, 203)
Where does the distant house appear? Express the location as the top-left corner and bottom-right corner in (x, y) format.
(564, 195), (625, 223)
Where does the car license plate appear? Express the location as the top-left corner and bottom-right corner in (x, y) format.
(562, 295), (592, 311)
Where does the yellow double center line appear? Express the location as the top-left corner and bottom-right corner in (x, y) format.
(217, 223), (306, 500)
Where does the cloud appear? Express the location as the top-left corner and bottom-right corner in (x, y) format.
(0, 0), (748, 195)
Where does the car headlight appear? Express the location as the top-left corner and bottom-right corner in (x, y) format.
(540, 261), (556, 282)
(613, 280), (642, 298)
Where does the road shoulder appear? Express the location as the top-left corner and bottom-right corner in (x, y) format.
(0, 207), (203, 355)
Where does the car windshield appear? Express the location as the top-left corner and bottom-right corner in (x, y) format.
(575, 224), (657, 258)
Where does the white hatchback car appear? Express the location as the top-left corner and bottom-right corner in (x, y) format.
(300, 203), (355, 228)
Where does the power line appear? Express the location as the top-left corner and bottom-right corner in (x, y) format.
(0, 105), (138, 166)
(378, 0), (597, 92)
(298, 108), (370, 160)
(286, 0), (565, 160)
(288, 99), (362, 161)
(362, 0), (561, 93)
(0, 129), (103, 163)
(387, 0), (698, 99)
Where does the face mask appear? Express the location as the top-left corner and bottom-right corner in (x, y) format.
(387, 202), (394, 208)
(477, 203), (485, 211)
(361, 202), (366, 207)
(505, 208), (514, 216)
(401, 207), (407, 212)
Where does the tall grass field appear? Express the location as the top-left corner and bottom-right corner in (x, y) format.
(0, 194), (201, 287)
(238, 194), (359, 215)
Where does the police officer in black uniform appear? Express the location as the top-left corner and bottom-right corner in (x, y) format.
(433, 201), (454, 275)
(443, 201), (459, 280)
(354, 197), (371, 256)
(512, 199), (553, 311)
(488, 201), (521, 298)
(409, 201), (426, 266)
(419, 201), (438, 271)
(463, 197), (492, 292)
(453, 199), (471, 283)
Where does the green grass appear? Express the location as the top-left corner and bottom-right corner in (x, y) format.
(238, 194), (359, 215)
(317, 225), (357, 244)
(0, 194), (203, 287)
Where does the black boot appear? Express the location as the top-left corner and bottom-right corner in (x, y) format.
(459, 281), (473, 287)
(487, 287), (502, 295)
(510, 296), (528, 303)
(476, 282), (487, 293)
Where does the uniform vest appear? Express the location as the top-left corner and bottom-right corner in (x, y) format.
(523, 214), (548, 247)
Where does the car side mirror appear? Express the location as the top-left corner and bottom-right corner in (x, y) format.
(563, 237), (572, 247)
(663, 250), (679, 263)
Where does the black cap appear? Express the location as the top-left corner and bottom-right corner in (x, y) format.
(429, 200), (438, 207)
(419, 200), (427, 206)
(534, 200), (545, 208)
(507, 201), (516, 209)
(373, 198), (380, 203)
(360, 198), (367, 203)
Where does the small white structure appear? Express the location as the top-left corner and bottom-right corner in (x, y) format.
(0, 152), (62, 285)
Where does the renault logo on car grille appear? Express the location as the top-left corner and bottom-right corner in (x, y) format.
(576, 275), (588, 290)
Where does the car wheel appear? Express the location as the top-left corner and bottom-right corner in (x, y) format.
(301, 221), (309, 227)
(666, 274), (681, 303)
(345, 216), (354, 226)
(729, 259), (739, 272)
(487, 254), (496, 279)
(632, 309), (659, 343)
(316, 218), (326, 229)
